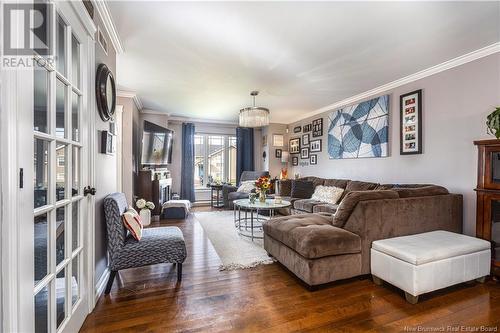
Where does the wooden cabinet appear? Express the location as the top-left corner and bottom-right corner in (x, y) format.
(474, 139), (500, 279)
(137, 170), (172, 216)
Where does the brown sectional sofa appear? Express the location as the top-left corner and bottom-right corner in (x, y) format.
(263, 177), (463, 288)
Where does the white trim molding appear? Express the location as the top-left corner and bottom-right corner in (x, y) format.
(69, 1), (97, 37)
(94, 0), (124, 54)
(289, 42), (500, 123)
(168, 115), (238, 126)
(141, 109), (170, 116)
(94, 268), (110, 304)
(117, 90), (143, 111)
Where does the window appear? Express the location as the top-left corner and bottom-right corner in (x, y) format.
(194, 134), (237, 189)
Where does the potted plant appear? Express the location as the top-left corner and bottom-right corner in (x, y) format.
(255, 176), (272, 203)
(136, 198), (155, 226)
(486, 107), (500, 139)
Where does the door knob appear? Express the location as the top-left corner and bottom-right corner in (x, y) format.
(84, 186), (96, 196)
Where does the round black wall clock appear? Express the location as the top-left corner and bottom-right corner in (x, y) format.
(95, 63), (116, 121)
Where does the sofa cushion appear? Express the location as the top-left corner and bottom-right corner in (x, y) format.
(228, 191), (250, 201)
(293, 199), (324, 213)
(263, 214), (361, 259)
(333, 190), (399, 227)
(299, 176), (325, 188)
(313, 203), (339, 214)
(343, 180), (379, 196)
(291, 180), (314, 199)
(392, 185), (449, 198)
(278, 179), (292, 196)
(323, 179), (349, 189)
(311, 185), (344, 204)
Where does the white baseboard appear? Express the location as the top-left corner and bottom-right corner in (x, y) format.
(94, 267), (110, 304)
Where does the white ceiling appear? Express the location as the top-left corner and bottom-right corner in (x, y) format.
(108, 1), (500, 124)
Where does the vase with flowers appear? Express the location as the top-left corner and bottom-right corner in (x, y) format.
(136, 198), (155, 226)
(255, 176), (272, 203)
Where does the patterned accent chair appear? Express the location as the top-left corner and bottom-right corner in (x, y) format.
(103, 193), (187, 294)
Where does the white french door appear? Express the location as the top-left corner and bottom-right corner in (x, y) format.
(11, 1), (94, 332)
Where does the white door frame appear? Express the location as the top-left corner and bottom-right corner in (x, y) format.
(0, 1), (98, 331)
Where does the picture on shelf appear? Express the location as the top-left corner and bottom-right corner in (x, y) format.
(292, 156), (299, 166)
(400, 89), (422, 155)
(300, 147), (309, 159)
(302, 133), (310, 146)
(289, 138), (300, 154)
(310, 139), (322, 152)
(310, 154), (317, 165)
(275, 149), (282, 158)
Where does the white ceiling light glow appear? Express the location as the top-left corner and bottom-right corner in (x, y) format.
(239, 91), (270, 128)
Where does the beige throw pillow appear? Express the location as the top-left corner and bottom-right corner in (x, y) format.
(237, 180), (255, 193)
(311, 185), (344, 204)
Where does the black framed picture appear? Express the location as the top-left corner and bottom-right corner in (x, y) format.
(300, 147), (309, 159)
(292, 156), (299, 166)
(310, 154), (317, 165)
(289, 138), (300, 154)
(400, 89), (422, 155)
(100, 130), (115, 155)
(312, 118), (323, 137)
(275, 149), (282, 158)
(303, 124), (312, 133)
(293, 126), (302, 133)
(310, 139), (322, 152)
(302, 133), (310, 146)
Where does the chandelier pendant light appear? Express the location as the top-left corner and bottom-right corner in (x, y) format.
(239, 91), (270, 128)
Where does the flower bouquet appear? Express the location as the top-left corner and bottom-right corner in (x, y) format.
(136, 198), (155, 226)
(255, 176), (272, 203)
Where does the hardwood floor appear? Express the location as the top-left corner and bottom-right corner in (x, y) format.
(81, 207), (500, 332)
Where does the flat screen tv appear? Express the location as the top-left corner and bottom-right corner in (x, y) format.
(141, 120), (173, 166)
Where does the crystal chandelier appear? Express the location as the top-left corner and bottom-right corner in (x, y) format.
(239, 91), (270, 128)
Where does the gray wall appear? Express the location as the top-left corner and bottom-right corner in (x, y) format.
(288, 53), (500, 236)
(117, 96), (140, 204)
(261, 123), (289, 179)
(93, 12), (117, 283)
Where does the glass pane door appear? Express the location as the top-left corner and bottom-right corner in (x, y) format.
(32, 8), (86, 333)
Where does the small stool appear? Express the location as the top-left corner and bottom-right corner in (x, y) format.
(371, 230), (490, 304)
(161, 200), (191, 219)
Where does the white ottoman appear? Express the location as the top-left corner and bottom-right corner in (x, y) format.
(371, 230), (490, 304)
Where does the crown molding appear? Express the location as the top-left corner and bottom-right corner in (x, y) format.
(93, 0), (124, 54)
(141, 109), (170, 116)
(288, 42), (500, 124)
(117, 90), (143, 110)
(70, 1), (97, 37)
(168, 115), (238, 127)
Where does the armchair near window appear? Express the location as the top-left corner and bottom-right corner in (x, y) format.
(103, 193), (187, 294)
(223, 171), (270, 209)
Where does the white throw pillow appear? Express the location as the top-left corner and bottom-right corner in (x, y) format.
(237, 180), (256, 193)
(311, 186), (344, 204)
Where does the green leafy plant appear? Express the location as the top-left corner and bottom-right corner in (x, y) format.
(486, 107), (500, 139)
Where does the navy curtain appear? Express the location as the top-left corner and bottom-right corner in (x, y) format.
(236, 127), (255, 185)
(180, 123), (196, 202)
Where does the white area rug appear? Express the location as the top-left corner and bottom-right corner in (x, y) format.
(194, 211), (275, 271)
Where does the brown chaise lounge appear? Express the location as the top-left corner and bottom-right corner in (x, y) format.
(263, 180), (463, 288)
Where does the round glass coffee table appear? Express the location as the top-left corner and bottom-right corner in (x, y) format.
(233, 198), (291, 241)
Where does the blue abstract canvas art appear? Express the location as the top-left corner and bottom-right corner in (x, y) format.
(328, 95), (389, 159)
